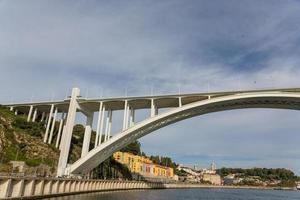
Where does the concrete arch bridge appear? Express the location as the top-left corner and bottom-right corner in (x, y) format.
(5, 87), (300, 177)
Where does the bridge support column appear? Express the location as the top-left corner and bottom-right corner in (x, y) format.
(129, 108), (135, 127)
(32, 108), (38, 122)
(107, 110), (113, 140)
(57, 88), (80, 177)
(59, 125), (66, 150)
(122, 100), (129, 130)
(27, 105), (33, 122)
(40, 112), (45, 122)
(179, 97), (182, 107)
(104, 110), (112, 141)
(44, 104), (54, 143)
(95, 102), (103, 147)
(125, 104), (130, 129)
(151, 99), (157, 117)
(44, 114), (49, 127)
(81, 113), (94, 158)
(98, 105), (105, 145)
(48, 107), (58, 144)
(56, 112), (65, 148)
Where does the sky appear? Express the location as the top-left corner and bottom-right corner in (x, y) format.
(1, 0), (300, 173)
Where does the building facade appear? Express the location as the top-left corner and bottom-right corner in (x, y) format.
(113, 151), (174, 180)
(202, 174), (222, 185)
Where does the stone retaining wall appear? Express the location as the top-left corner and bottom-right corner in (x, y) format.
(0, 177), (165, 199)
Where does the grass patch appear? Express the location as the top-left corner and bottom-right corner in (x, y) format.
(1, 145), (27, 163)
(0, 105), (17, 120)
(25, 158), (42, 167)
(12, 118), (45, 137)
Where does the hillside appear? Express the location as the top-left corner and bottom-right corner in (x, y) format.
(0, 105), (132, 179)
(0, 105), (59, 175)
(0, 105), (177, 180)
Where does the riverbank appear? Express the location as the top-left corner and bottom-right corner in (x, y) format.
(0, 176), (296, 200)
(166, 183), (300, 192)
(166, 183), (271, 190)
(43, 187), (300, 200)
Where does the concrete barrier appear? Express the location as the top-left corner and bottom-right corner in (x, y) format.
(0, 177), (164, 199)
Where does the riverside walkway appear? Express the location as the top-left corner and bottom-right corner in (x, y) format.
(0, 176), (165, 199)
(0, 176), (276, 199)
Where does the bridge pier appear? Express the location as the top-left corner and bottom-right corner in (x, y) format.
(40, 112), (45, 122)
(27, 105), (33, 122)
(95, 102), (103, 147)
(104, 110), (112, 141)
(178, 97), (182, 107)
(48, 107), (58, 144)
(99, 104), (106, 145)
(59, 125), (66, 150)
(129, 108), (135, 127)
(81, 113), (94, 158)
(44, 113), (49, 126)
(56, 112), (66, 148)
(122, 100), (129, 130)
(151, 99), (158, 117)
(32, 108), (38, 122)
(44, 104), (54, 143)
(57, 88), (80, 177)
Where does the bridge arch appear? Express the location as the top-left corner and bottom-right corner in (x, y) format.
(69, 92), (300, 174)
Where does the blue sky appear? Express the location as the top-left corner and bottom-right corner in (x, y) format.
(1, 0), (300, 173)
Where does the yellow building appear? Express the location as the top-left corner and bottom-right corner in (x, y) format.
(113, 151), (174, 179)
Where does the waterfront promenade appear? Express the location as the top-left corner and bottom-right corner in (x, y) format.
(0, 176), (165, 199)
(0, 176), (279, 200)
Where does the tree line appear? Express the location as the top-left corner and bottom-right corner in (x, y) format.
(217, 167), (299, 181)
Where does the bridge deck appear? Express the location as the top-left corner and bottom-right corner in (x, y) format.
(4, 88), (300, 113)
(3, 87), (300, 176)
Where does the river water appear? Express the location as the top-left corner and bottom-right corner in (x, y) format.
(45, 188), (300, 200)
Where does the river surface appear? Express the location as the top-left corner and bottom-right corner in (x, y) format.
(45, 188), (300, 200)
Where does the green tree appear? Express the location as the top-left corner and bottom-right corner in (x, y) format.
(120, 141), (141, 155)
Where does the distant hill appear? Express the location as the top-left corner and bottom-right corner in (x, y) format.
(217, 167), (300, 187)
